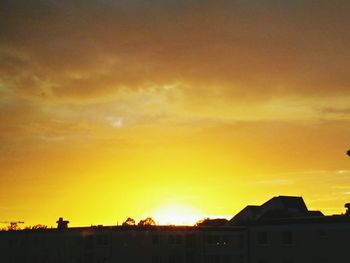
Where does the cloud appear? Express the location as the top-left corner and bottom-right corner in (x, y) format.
(107, 116), (124, 128)
(321, 107), (350, 115)
(0, 0), (349, 103)
(1, 0), (350, 169)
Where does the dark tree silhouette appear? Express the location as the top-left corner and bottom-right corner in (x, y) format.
(7, 222), (21, 231)
(195, 218), (210, 226)
(122, 217), (136, 226)
(138, 217), (156, 226)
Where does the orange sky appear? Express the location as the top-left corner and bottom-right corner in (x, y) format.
(1, 0), (350, 227)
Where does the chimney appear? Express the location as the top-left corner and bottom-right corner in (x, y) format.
(56, 217), (69, 230)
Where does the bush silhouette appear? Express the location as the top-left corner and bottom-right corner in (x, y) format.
(122, 217), (136, 226)
(138, 217), (156, 226)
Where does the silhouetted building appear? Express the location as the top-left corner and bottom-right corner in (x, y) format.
(231, 196), (313, 224)
(0, 196), (349, 263)
(248, 215), (350, 263)
(0, 225), (247, 263)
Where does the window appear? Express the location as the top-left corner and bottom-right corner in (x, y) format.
(9, 238), (14, 248)
(96, 235), (110, 246)
(238, 235), (244, 248)
(223, 255), (231, 263)
(185, 234), (196, 248)
(168, 235), (183, 245)
(84, 253), (94, 263)
(281, 231), (293, 245)
(33, 236), (40, 247)
(186, 252), (195, 263)
(257, 232), (268, 245)
(76, 236), (83, 246)
(19, 237), (27, 248)
(84, 235), (94, 249)
(222, 235), (229, 245)
(319, 230), (327, 237)
(15, 255), (25, 263)
(152, 255), (161, 263)
(152, 234), (160, 245)
(168, 235), (175, 245)
(208, 255), (220, 263)
(40, 254), (48, 263)
(207, 235), (219, 245)
(169, 254), (183, 263)
(207, 235), (214, 244)
(103, 235), (110, 245)
(175, 235), (183, 245)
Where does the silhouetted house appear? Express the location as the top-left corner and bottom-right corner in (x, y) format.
(230, 205), (261, 224)
(231, 196), (317, 224)
(260, 196), (308, 216)
(231, 196), (347, 263)
(0, 195), (349, 263)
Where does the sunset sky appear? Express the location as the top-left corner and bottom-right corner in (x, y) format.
(1, 0), (350, 227)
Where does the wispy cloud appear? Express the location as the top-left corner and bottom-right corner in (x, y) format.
(107, 116), (124, 129)
(321, 107), (350, 116)
(251, 179), (294, 186)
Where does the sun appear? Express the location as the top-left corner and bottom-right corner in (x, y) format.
(152, 203), (203, 226)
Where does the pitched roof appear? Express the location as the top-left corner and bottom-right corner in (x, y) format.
(262, 196), (308, 213)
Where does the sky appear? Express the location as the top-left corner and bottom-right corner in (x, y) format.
(0, 0), (350, 227)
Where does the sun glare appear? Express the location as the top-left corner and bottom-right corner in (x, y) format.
(153, 204), (202, 226)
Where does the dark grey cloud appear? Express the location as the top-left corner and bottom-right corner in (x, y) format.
(0, 0), (349, 100)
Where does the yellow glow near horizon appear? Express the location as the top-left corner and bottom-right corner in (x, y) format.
(152, 204), (203, 226)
